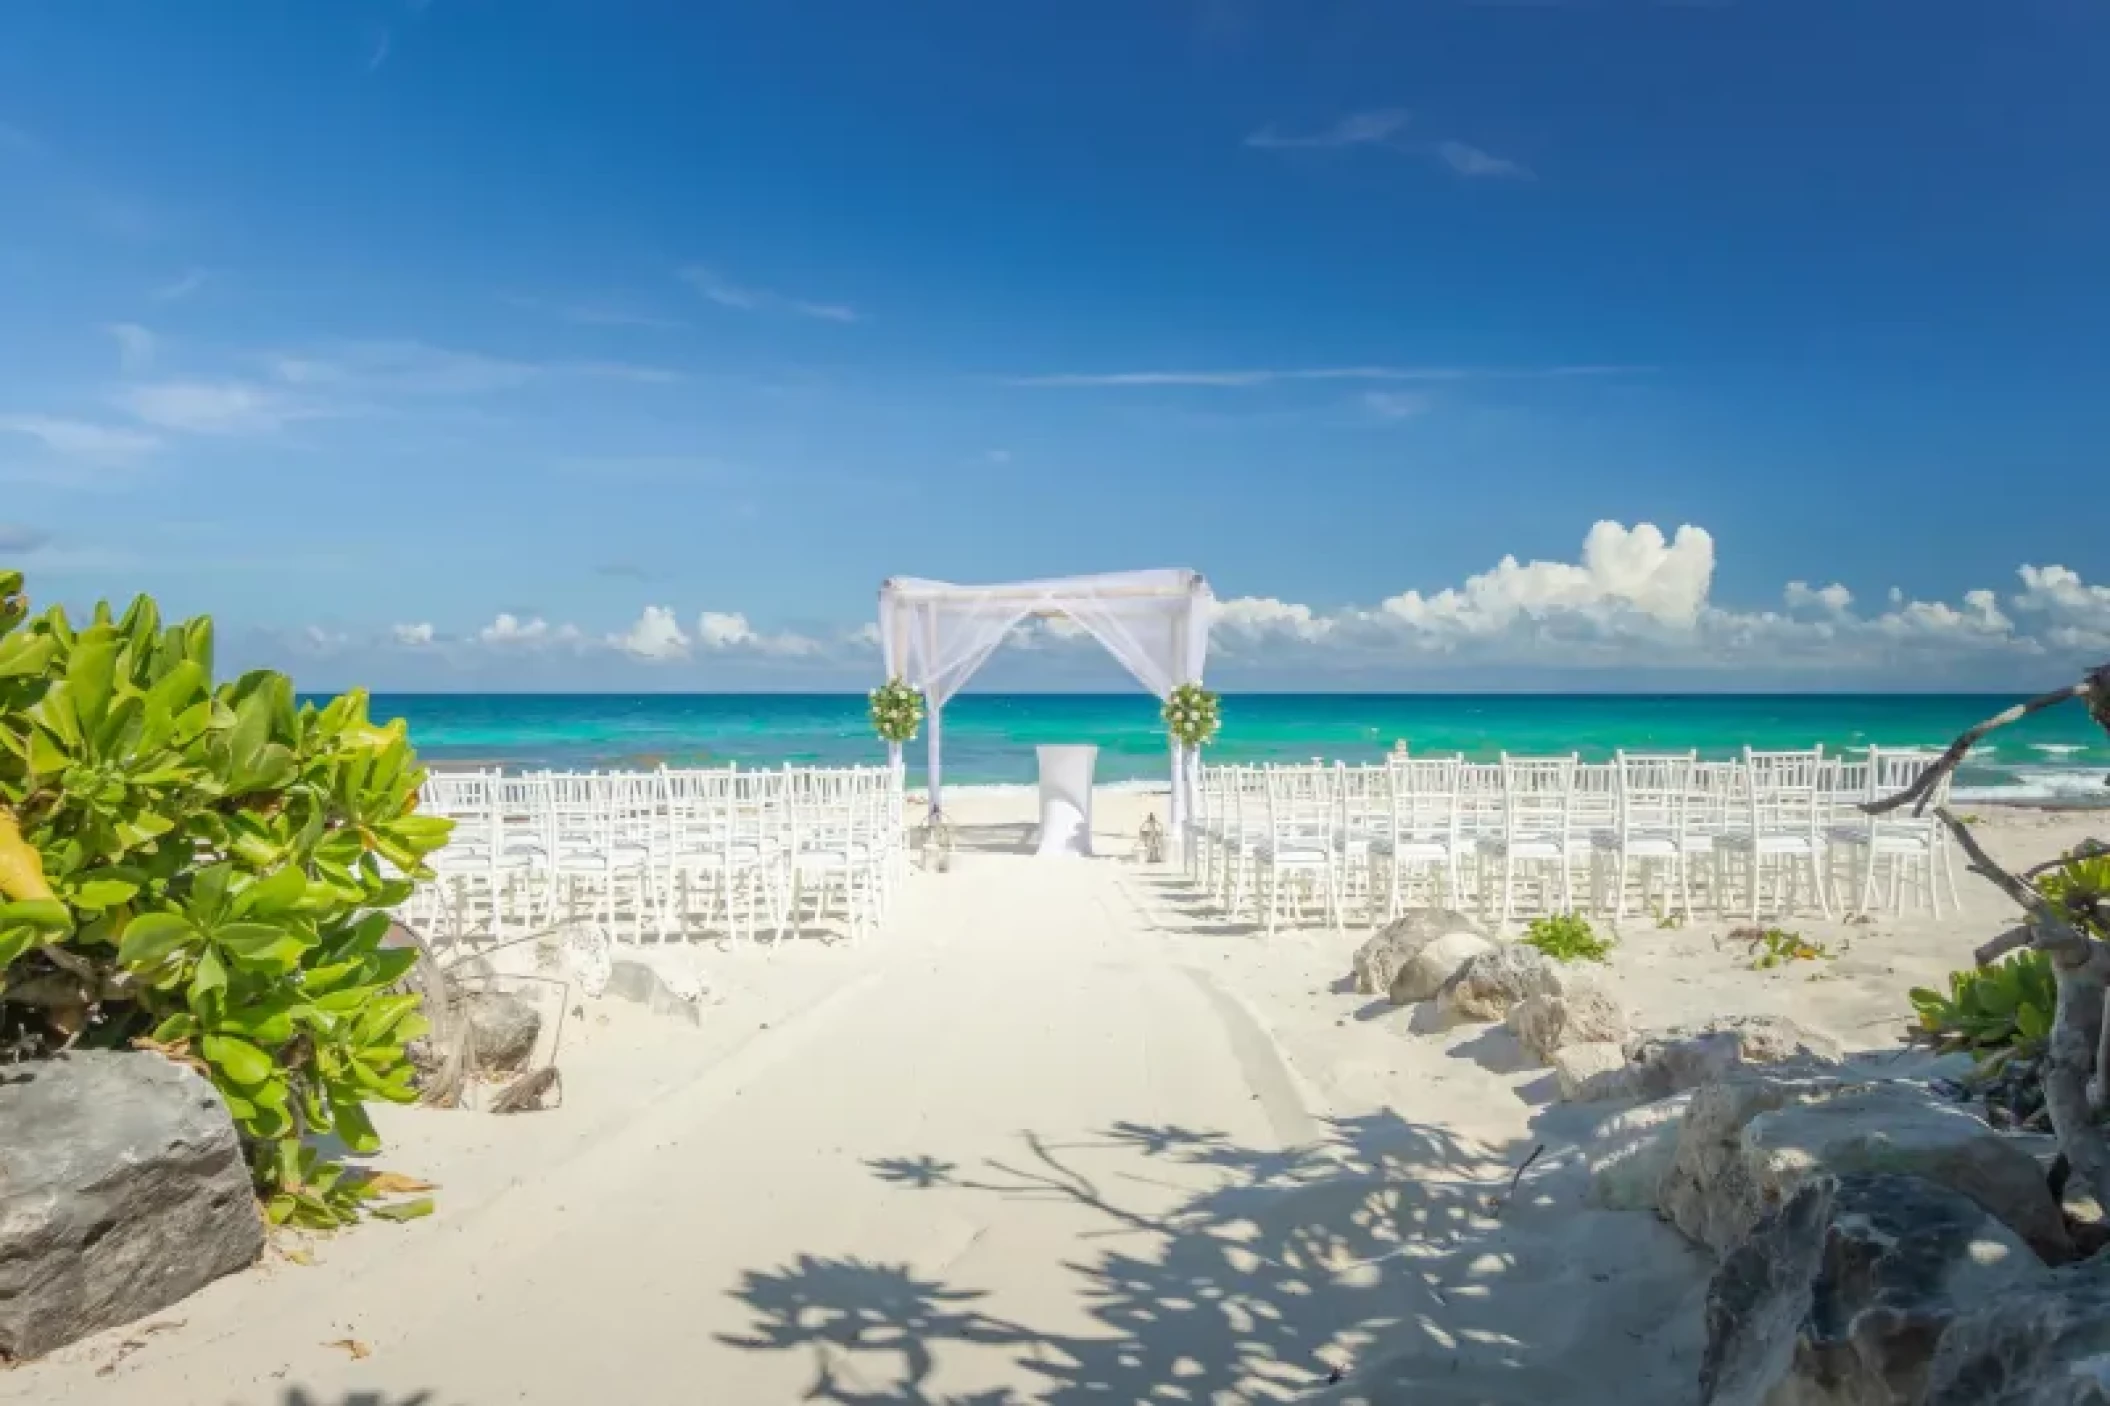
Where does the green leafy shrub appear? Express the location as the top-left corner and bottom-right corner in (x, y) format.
(1741, 926), (1834, 970)
(1909, 950), (2058, 1067)
(0, 571), (450, 1227)
(1521, 913), (1613, 964)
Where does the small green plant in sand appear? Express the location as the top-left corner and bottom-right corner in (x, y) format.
(1652, 905), (1686, 931)
(1739, 925), (1834, 970)
(1909, 949), (2057, 1069)
(1521, 913), (1614, 964)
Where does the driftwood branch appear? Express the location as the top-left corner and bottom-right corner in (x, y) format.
(1975, 925), (2036, 968)
(1858, 667), (2110, 1208)
(1863, 678), (2095, 816)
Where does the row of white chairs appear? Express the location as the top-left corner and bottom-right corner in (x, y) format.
(1184, 747), (1957, 935)
(408, 765), (907, 946)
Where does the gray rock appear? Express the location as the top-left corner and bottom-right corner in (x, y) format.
(1661, 1073), (1850, 1253)
(1928, 1252), (2110, 1404)
(1442, 943), (1596, 1024)
(1702, 1173), (2044, 1406)
(0, 1052), (263, 1359)
(1661, 1075), (2072, 1264)
(1623, 1015), (1843, 1101)
(1351, 908), (1485, 997)
(465, 991), (542, 1070)
(1584, 1093), (1694, 1211)
(606, 957), (704, 1026)
(1388, 930), (1495, 1005)
(1556, 1041), (1639, 1104)
(1509, 988), (1630, 1064)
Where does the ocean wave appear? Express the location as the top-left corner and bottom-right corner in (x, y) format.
(1954, 766), (2110, 806)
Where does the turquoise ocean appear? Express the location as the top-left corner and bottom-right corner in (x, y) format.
(360, 694), (2109, 807)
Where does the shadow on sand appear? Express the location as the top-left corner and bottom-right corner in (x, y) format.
(718, 1110), (1707, 1405)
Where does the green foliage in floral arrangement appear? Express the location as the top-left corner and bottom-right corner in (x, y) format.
(868, 676), (924, 746)
(1520, 913), (1613, 964)
(0, 570), (450, 1228)
(1162, 683), (1221, 749)
(1910, 949), (2058, 1067)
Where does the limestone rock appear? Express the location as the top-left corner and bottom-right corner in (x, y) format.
(1927, 1252), (2110, 1404)
(1351, 908), (1485, 997)
(1741, 1082), (2071, 1264)
(1661, 1075), (2072, 1263)
(1556, 1041), (1638, 1105)
(1621, 1015), (1843, 1102)
(1442, 943), (1593, 1024)
(1585, 1093), (1693, 1212)
(1509, 988), (1630, 1064)
(0, 1052), (263, 1359)
(465, 991), (542, 1070)
(1702, 1173), (2043, 1406)
(1388, 931), (1495, 1005)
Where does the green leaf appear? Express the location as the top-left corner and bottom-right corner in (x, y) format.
(234, 864), (308, 918)
(117, 910), (196, 965)
(190, 946), (228, 999)
(68, 872), (141, 909)
(2017, 1002), (2051, 1042)
(201, 1032), (276, 1087)
(370, 1197), (435, 1223)
(333, 1099), (381, 1155)
(0, 898), (73, 930)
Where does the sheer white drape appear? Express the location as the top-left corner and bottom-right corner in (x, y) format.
(876, 570), (1214, 845)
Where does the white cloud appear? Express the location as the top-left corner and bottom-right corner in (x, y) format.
(478, 613), (555, 646)
(1246, 109), (1412, 150)
(151, 269), (208, 302)
(679, 266), (858, 323)
(1436, 141), (1531, 180)
(392, 621), (435, 646)
(1380, 521), (1716, 636)
(611, 605), (691, 661)
(1005, 366), (1639, 389)
(1246, 112), (1530, 180)
(0, 414), (159, 462)
(693, 610), (820, 656)
(1215, 595), (1335, 642)
(1784, 581), (1853, 613)
(108, 323), (155, 373)
(1361, 390), (1432, 421)
(2012, 565), (2110, 652)
(115, 380), (307, 435)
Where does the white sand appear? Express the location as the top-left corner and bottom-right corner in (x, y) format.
(6, 793), (2099, 1405)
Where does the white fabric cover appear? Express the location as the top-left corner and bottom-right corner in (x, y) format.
(876, 569), (1214, 838)
(1035, 745), (1098, 858)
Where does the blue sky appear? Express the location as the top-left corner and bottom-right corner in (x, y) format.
(2, 1), (2107, 691)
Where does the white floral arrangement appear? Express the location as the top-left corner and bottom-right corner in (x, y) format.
(1162, 682), (1221, 749)
(869, 676), (924, 745)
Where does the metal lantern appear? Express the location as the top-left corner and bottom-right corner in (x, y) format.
(1137, 811), (1165, 865)
(921, 808), (955, 873)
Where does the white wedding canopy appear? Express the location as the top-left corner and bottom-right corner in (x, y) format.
(876, 569), (1215, 848)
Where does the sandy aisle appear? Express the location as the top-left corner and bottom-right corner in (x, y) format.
(19, 848), (1327, 1406)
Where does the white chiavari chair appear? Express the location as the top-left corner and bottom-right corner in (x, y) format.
(1832, 747), (1956, 916)
(1255, 764), (1343, 936)
(1488, 755), (1582, 924)
(1720, 747), (1832, 920)
(783, 766), (884, 943)
(1332, 762), (1389, 924)
(542, 770), (659, 941)
(1596, 751), (1697, 920)
(1368, 755), (1463, 919)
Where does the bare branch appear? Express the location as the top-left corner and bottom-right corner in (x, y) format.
(1934, 807), (2094, 961)
(1974, 925), (2034, 967)
(1864, 682), (2089, 816)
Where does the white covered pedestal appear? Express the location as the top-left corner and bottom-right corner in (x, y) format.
(1034, 745), (1098, 858)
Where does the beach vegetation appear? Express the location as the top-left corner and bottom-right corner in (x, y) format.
(0, 570), (448, 1229)
(1520, 912), (1613, 964)
(868, 676), (923, 745)
(1740, 926), (1833, 969)
(1909, 950), (2057, 1068)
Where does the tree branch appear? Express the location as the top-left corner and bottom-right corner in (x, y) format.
(1935, 807), (2094, 961)
(1864, 682), (2091, 816)
(1974, 925), (2035, 968)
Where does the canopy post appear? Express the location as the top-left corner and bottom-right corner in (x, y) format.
(927, 699), (944, 817)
